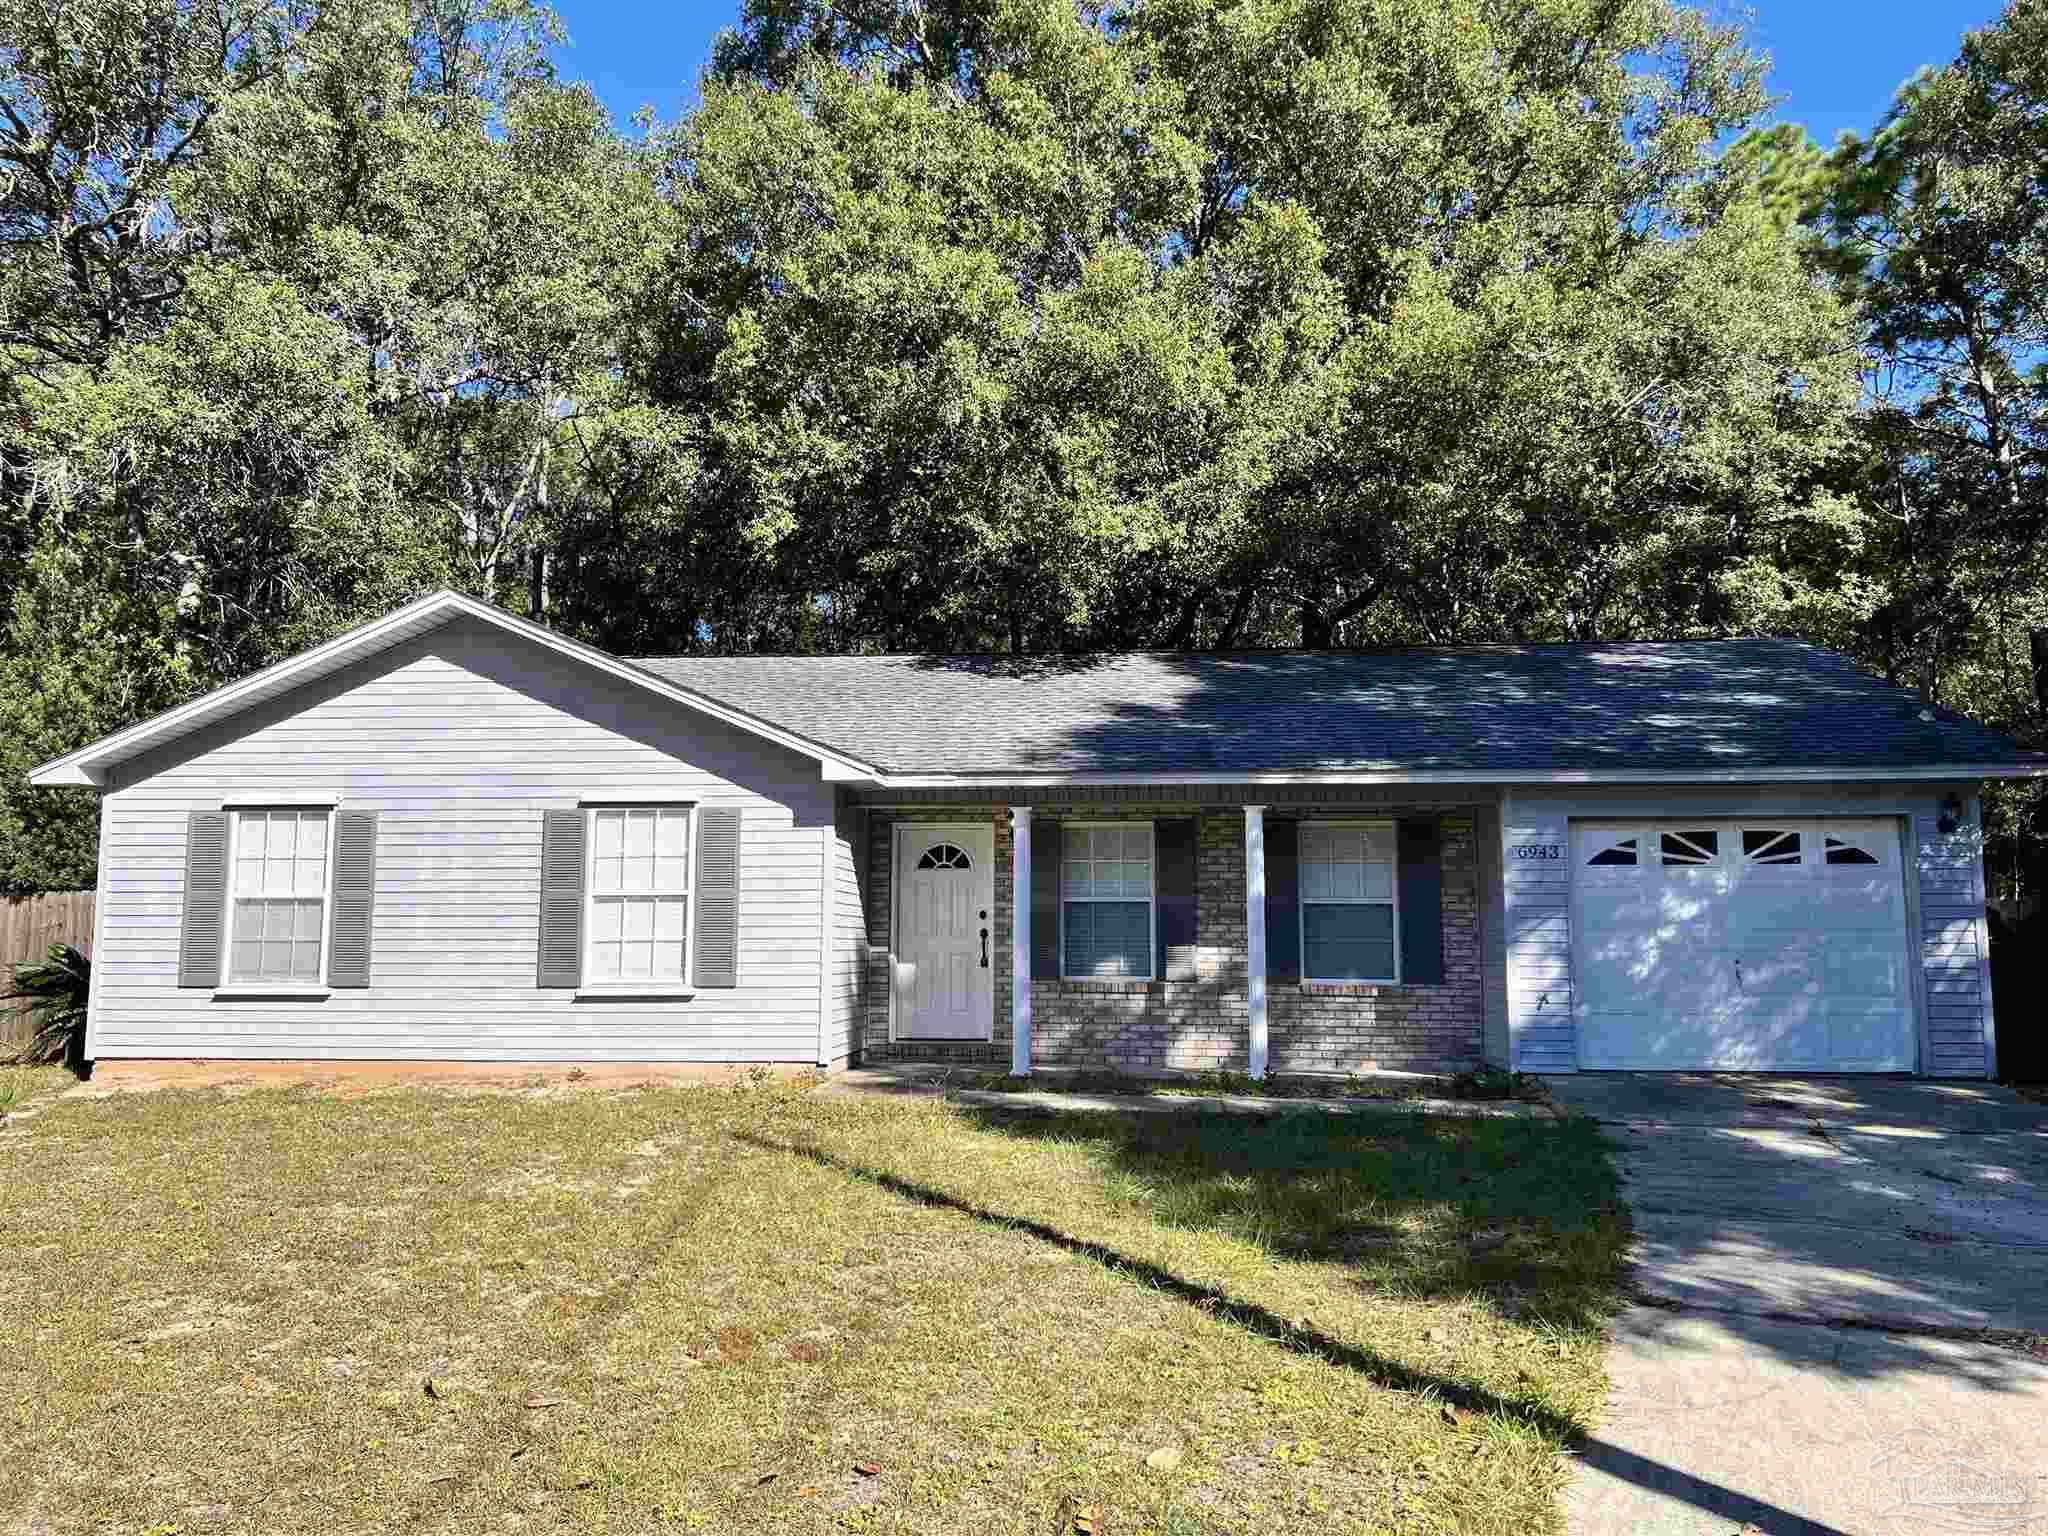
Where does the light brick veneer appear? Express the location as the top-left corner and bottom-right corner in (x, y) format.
(863, 804), (1485, 1076)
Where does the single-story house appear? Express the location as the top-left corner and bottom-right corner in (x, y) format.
(30, 590), (2043, 1079)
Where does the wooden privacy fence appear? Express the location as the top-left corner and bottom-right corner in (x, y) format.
(2, 891), (95, 1050)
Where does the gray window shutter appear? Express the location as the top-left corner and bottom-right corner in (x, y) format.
(1398, 818), (1445, 984)
(1155, 817), (1199, 981)
(178, 811), (229, 988)
(537, 809), (585, 988)
(693, 806), (742, 987)
(327, 811), (378, 988)
(1029, 814), (1060, 979)
(1265, 817), (1301, 983)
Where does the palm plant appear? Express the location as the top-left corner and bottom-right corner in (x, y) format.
(5, 943), (91, 1067)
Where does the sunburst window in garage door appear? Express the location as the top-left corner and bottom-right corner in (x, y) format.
(1658, 829), (1719, 865)
(1742, 829), (1803, 864)
(1824, 834), (1881, 865)
(1586, 835), (1639, 866)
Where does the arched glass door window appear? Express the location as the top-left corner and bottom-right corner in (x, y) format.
(916, 842), (974, 871)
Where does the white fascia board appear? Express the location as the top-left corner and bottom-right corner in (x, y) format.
(27, 590), (884, 789)
(863, 762), (2048, 789)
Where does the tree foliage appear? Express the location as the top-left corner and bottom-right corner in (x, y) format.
(1, 0), (2042, 894)
(1728, 0), (2048, 893)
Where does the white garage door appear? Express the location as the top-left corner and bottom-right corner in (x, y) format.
(1572, 819), (1916, 1072)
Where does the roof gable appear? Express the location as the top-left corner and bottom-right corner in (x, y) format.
(26, 592), (883, 788)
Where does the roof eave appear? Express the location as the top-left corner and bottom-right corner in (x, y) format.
(857, 762), (2048, 789)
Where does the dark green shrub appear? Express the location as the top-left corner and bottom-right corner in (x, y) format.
(5, 942), (90, 1069)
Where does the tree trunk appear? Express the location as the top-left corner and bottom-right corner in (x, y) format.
(1299, 601), (1332, 649)
(528, 548), (548, 621)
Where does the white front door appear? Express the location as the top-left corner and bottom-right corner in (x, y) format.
(894, 825), (996, 1040)
(1572, 818), (1915, 1072)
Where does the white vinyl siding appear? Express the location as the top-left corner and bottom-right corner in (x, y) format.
(92, 615), (845, 1063)
(1061, 822), (1154, 979)
(227, 809), (331, 984)
(1300, 821), (1398, 982)
(585, 807), (691, 988)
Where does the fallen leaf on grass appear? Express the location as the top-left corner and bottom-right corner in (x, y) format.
(1440, 1404), (1463, 1426)
(753, 1473), (778, 1487)
(853, 1461), (882, 1478)
(424, 1378), (443, 1399)
(1144, 1446), (1182, 1473)
(523, 1393), (562, 1410)
(1072, 1504), (1105, 1534)
(796, 1485), (818, 1497)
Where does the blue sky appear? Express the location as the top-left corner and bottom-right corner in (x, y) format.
(559, 0), (2003, 147)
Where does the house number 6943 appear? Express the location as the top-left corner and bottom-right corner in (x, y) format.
(1514, 844), (1563, 860)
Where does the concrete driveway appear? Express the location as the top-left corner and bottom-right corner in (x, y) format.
(1546, 1074), (2048, 1536)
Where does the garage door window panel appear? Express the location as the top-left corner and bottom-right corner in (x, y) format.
(1742, 829), (1804, 865)
(1659, 830), (1719, 865)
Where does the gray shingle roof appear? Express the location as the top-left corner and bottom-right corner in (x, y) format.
(632, 641), (2039, 778)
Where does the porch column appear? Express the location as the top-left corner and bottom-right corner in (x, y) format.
(1245, 805), (1268, 1079)
(1011, 806), (1033, 1076)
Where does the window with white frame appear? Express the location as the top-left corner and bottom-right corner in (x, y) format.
(1061, 823), (1154, 979)
(586, 807), (693, 986)
(1300, 821), (1398, 982)
(228, 808), (331, 984)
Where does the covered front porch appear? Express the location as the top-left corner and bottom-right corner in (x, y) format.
(853, 790), (1499, 1079)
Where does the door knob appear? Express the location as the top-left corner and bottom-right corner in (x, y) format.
(980, 927), (990, 967)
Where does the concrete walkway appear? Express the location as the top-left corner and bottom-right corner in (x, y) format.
(820, 1063), (1554, 1118)
(1546, 1074), (2048, 1536)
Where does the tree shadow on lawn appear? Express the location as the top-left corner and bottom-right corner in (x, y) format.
(737, 1122), (1859, 1536)
(730, 1124), (1579, 1434)
(734, 1110), (1854, 1535)
(949, 1103), (1632, 1330)
(737, 1101), (1631, 1406)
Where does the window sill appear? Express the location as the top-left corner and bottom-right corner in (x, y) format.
(213, 987), (331, 1001)
(1052, 978), (1161, 992)
(1300, 980), (1401, 995)
(573, 987), (696, 1002)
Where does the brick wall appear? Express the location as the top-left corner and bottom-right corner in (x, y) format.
(1268, 814), (1484, 1074)
(864, 804), (1486, 1076)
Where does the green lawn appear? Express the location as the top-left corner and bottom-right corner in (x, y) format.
(0, 1077), (1628, 1534)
